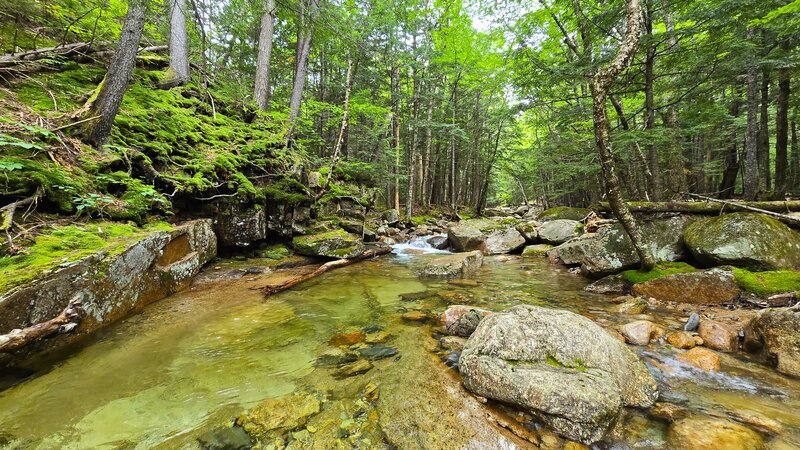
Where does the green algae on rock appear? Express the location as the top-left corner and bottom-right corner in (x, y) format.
(291, 229), (365, 259)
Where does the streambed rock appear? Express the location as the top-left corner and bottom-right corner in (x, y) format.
(0, 220), (216, 366)
(291, 229), (365, 259)
(538, 219), (582, 245)
(484, 228), (526, 254)
(522, 244), (553, 257)
(744, 305), (800, 377)
(441, 305), (491, 337)
(459, 305), (658, 444)
(631, 268), (741, 305)
(418, 250), (483, 278)
(237, 392), (322, 439)
(684, 212), (800, 271)
(447, 222), (486, 252)
(548, 216), (691, 277)
(667, 416), (765, 450)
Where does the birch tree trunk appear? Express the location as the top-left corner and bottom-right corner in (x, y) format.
(254, 0), (276, 111)
(588, 0), (655, 270)
(83, 0), (149, 147)
(163, 0), (190, 88)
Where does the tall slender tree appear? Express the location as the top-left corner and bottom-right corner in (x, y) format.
(163, 0), (190, 88)
(288, 0), (321, 130)
(254, 0), (276, 111)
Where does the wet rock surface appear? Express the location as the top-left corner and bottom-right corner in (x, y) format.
(484, 228), (526, 254)
(745, 305), (800, 376)
(667, 416), (765, 450)
(417, 250), (483, 278)
(631, 268), (741, 305)
(459, 305), (658, 444)
(538, 219), (581, 245)
(291, 229), (365, 259)
(447, 221), (486, 252)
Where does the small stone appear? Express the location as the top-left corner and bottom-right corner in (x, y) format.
(698, 320), (739, 352)
(315, 348), (359, 367)
(666, 331), (697, 349)
(197, 426), (252, 450)
(730, 410), (783, 434)
(693, 336), (704, 345)
(620, 320), (665, 345)
(668, 416), (765, 450)
(650, 402), (689, 422)
(365, 331), (390, 344)
(329, 331), (366, 347)
(358, 346), (399, 360)
(684, 313), (701, 331)
(678, 347), (721, 371)
(401, 311), (428, 322)
(440, 335), (467, 351)
(334, 360), (374, 378)
(615, 297), (648, 314)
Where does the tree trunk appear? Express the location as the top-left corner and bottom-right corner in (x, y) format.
(744, 27), (760, 200)
(163, 0), (190, 88)
(719, 92), (742, 198)
(588, 0), (655, 270)
(82, 0), (149, 147)
(643, 0), (661, 200)
(318, 57), (352, 195)
(449, 74), (460, 210)
(254, 0), (276, 111)
(287, 0), (320, 129)
(774, 46), (790, 198)
(406, 38), (420, 222)
(422, 80), (434, 208)
(792, 120), (799, 193)
(758, 68), (771, 192)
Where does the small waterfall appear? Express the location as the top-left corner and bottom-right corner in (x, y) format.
(391, 235), (451, 257)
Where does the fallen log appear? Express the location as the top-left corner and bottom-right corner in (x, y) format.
(260, 246), (392, 296)
(595, 200), (800, 215)
(0, 298), (83, 353)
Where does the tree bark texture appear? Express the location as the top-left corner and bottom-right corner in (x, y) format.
(744, 27), (760, 200)
(774, 52), (790, 198)
(758, 68), (771, 191)
(254, 0), (276, 111)
(288, 0), (320, 127)
(165, 0), (190, 87)
(83, 0), (149, 147)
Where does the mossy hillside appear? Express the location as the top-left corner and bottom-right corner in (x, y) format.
(733, 268), (800, 296)
(0, 221), (172, 292)
(621, 262), (697, 284)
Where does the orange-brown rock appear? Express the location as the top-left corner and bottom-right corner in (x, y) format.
(620, 320), (665, 345)
(328, 331), (366, 347)
(666, 331), (697, 349)
(698, 320), (739, 352)
(631, 268), (740, 305)
(678, 347), (721, 371)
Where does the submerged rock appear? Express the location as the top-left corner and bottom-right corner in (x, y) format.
(744, 305), (800, 377)
(440, 305), (491, 337)
(291, 229), (365, 259)
(237, 392), (321, 438)
(631, 268), (741, 305)
(549, 216), (691, 277)
(538, 219), (582, 245)
(459, 305), (658, 444)
(684, 212), (800, 271)
(358, 346), (398, 360)
(484, 228), (526, 254)
(315, 348), (359, 367)
(678, 347), (720, 371)
(667, 416), (765, 450)
(418, 250), (483, 278)
(447, 222), (486, 252)
(197, 426), (252, 450)
(334, 359), (374, 378)
(615, 297), (648, 314)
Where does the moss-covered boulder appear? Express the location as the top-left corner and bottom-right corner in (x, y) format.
(522, 244), (553, 257)
(684, 213), (800, 271)
(548, 216), (691, 277)
(537, 206), (591, 222)
(516, 221), (541, 243)
(291, 229), (365, 259)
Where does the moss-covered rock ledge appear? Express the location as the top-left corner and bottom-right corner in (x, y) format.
(0, 220), (216, 366)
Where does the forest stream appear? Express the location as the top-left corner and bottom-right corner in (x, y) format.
(1, 243), (799, 449)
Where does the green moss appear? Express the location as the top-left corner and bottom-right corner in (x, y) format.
(733, 268), (800, 296)
(411, 215), (435, 226)
(0, 221), (172, 292)
(621, 262), (697, 284)
(545, 354), (588, 372)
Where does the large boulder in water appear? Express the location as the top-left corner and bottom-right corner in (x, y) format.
(684, 212), (800, 271)
(744, 305), (800, 377)
(667, 416), (765, 450)
(484, 228), (526, 254)
(548, 216), (691, 277)
(418, 250), (483, 278)
(291, 229), (365, 259)
(537, 206), (590, 222)
(459, 305), (658, 444)
(538, 219), (582, 245)
(447, 222), (486, 252)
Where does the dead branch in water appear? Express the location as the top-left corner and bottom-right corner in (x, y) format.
(260, 246), (392, 296)
(0, 297), (83, 353)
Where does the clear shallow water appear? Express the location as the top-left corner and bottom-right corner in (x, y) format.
(0, 253), (799, 449)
